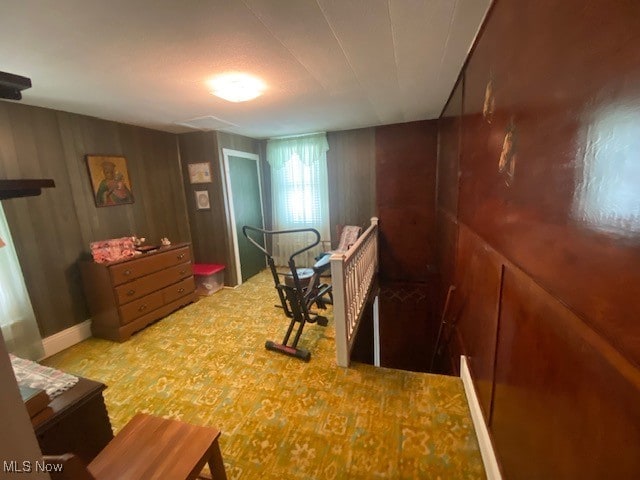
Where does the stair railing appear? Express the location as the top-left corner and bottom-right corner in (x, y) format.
(330, 217), (379, 367)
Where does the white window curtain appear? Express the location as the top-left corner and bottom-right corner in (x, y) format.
(0, 203), (44, 360)
(267, 133), (330, 266)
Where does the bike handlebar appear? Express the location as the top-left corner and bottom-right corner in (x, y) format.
(242, 225), (321, 264)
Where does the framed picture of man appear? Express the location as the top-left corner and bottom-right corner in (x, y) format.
(86, 155), (134, 207)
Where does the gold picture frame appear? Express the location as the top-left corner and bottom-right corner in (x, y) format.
(86, 155), (134, 207)
(188, 162), (212, 184)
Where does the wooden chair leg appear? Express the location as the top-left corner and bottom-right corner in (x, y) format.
(206, 440), (227, 480)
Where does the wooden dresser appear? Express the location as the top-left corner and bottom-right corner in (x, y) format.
(80, 243), (197, 341)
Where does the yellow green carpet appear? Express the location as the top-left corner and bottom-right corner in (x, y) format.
(44, 271), (485, 479)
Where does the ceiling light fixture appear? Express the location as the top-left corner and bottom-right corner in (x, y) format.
(207, 73), (265, 103)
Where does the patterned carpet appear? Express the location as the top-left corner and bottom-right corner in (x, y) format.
(44, 271), (485, 479)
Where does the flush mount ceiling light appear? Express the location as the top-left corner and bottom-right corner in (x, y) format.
(207, 73), (265, 102)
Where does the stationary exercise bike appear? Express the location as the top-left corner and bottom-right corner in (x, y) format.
(242, 225), (333, 361)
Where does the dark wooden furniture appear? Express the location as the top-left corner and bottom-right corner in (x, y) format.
(80, 243), (197, 341)
(34, 377), (113, 466)
(45, 413), (227, 480)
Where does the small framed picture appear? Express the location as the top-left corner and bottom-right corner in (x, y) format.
(188, 162), (212, 184)
(86, 155), (134, 207)
(194, 190), (210, 210)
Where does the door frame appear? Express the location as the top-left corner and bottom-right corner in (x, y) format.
(222, 148), (265, 286)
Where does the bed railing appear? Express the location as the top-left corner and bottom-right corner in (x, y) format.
(330, 217), (379, 367)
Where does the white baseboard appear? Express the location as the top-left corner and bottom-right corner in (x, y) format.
(41, 320), (92, 359)
(373, 295), (380, 367)
(460, 355), (502, 480)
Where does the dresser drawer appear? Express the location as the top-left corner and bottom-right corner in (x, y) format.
(118, 291), (164, 325)
(114, 263), (193, 304)
(109, 246), (192, 286)
(162, 276), (196, 304)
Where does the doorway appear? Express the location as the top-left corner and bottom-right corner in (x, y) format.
(222, 148), (266, 284)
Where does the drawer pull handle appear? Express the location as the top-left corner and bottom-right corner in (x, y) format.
(123, 269), (132, 276)
(178, 287), (185, 293)
(127, 289), (136, 296)
(138, 304), (147, 312)
(177, 253), (185, 260)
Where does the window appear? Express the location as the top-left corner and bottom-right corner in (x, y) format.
(267, 133), (330, 265)
(278, 152), (326, 226)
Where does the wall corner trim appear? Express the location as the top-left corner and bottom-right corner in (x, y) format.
(460, 355), (502, 480)
(41, 320), (92, 359)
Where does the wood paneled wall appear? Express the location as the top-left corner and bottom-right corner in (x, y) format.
(376, 120), (438, 283)
(436, 78), (462, 317)
(178, 132), (226, 278)
(436, 0), (640, 476)
(326, 127), (376, 245)
(377, 281), (437, 372)
(178, 131), (264, 287)
(374, 120), (439, 371)
(0, 101), (190, 338)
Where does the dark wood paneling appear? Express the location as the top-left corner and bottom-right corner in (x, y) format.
(120, 125), (191, 244)
(436, 76), (464, 313)
(376, 120), (438, 283)
(453, 224), (501, 422)
(493, 266), (640, 479)
(435, 209), (458, 314)
(437, 76), (463, 215)
(374, 120), (439, 372)
(459, 0), (640, 364)
(377, 205), (434, 283)
(178, 132), (227, 279)
(327, 127), (376, 245)
(0, 103), (87, 336)
(436, 2), (640, 476)
(443, 327), (464, 377)
(379, 279), (437, 372)
(0, 101), (189, 337)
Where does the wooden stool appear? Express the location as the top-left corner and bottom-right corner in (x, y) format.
(46, 413), (227, 480)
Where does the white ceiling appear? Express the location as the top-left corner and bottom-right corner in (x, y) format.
(0, 0), (490, 139)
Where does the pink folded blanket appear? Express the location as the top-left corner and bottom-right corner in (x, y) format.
(90, 236), (137, 263)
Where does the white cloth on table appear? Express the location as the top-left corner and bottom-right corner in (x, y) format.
(10, 354), (79, 399)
